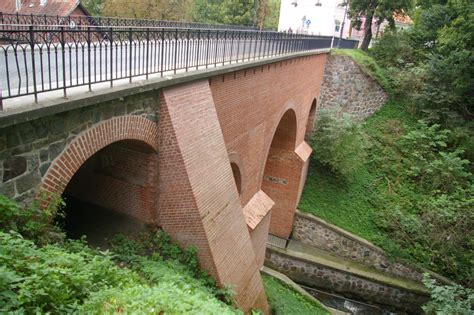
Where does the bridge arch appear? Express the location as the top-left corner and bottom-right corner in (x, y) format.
(305, 98), (318, 141)
(261, 108), (300, 238)
(40, 116), (159, 245)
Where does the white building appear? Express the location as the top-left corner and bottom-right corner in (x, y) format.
(278, 0), (351, 37)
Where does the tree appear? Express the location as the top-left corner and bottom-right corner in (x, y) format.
(346, 0), (412, 50)
(102, 0), (192, 20)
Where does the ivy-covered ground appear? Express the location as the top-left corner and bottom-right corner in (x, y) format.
(262, 274), (329, 315)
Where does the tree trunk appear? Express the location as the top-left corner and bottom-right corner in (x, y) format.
(360, 12), (373, 51)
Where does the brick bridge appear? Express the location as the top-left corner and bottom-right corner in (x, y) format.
(0, 50), (330, 312)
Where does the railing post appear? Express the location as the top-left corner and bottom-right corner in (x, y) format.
(146, 27), (150, 79)
(87, 27), (91, 91)
(174, 28), (178, 74)
(160, 28), (164, 76)
(129, 28), (133, 83)
(196, 29), (200, 69)
(109, 27), (113, 87)
(29, 25), (38, 104)
(0, 90), (3, 112)
(185, 28), (190, 72)
(60, 26), (67, 98)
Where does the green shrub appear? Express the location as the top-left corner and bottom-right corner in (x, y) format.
(422, 274), (474, 315)
(0, 194), (65, 245)
(311, 111), (370, 178)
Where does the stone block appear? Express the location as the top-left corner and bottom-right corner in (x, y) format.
(15, 171), (41, 194)
(3, 156), (27, 182)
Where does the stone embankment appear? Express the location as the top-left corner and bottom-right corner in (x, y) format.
(318, 53), (388, 121)
(265, 239), (429, 313)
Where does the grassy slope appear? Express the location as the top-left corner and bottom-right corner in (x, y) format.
(262, 274), (329, 315)
(299, 50), (417, 257)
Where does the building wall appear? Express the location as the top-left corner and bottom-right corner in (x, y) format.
(278, 0), (349, 37)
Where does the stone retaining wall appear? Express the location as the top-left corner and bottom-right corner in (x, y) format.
(265, 247), (429, 313)
(292, 211), (452, 284)
(319, 54), (387, 121)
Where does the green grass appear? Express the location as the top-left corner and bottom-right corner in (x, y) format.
(299, 100), (416, 256)
(331, 49), (392, 91)
(262, 274), (329, 315)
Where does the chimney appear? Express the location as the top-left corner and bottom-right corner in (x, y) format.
(15, 0), (22, 11)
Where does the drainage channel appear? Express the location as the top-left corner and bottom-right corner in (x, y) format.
(301, 285), (404, 315)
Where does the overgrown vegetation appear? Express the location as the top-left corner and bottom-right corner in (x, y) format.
(300, 0), (473, 296)
(262, 274), (329, 315)
(422, 274), (474, 315)
(0, 195), (238, 313)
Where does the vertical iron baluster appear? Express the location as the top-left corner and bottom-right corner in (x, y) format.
(110, 27), (113, 87)
(174, 28), (178, 74)
(160, 28), (164, 76)
(185, 28), (189, 72)
(196, 29), (200, 69)
(29, 26), (38, 103)
(241, 32), (246, 63)
(229, 30), (234, 64)
(60, 26), (66, 98)
(222, 30), (226, 65)
(205, 29), (210, 69)
(129, 28), (132, 83)
(88, 27), (91, 91)
(146, 27), (150, 79)
(214, 30), (218, 67)
(235, 32), (240, 63)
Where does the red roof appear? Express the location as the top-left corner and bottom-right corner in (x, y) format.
(0, 0), (88, 16)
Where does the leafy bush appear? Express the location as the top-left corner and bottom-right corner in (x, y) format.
(422, 274), (474, 315)
(0, 194), (65, 245)
(369, 119), (474, 285)
(311, 111), (370, 178)
(0, 196), (239, 314)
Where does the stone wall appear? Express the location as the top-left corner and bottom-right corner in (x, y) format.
(319, 54), (387, 121)
(292, 211), (452, 284)
(265, 247), (429, 313)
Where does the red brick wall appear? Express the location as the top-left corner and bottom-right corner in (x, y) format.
(210, 54), (327, 238)
(40, 116), (159, 218)
(250, 212), (271, 268)
(64, 140), (158, 222)
(158, 80), (268, 313)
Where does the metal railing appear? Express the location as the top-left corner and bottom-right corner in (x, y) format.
(0, 12), (258, 31)
(0, 24), (358, 107)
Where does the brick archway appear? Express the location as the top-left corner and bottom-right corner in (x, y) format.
(261, 108), (301, 238)
(40, 116), (159, 200)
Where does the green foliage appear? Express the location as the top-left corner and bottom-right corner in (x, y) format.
(370, 1), (474, 119)
(422, 274), (474, 315)
(0, 196), (238, 314)
(0, 232), (137, 313)
(262, 274), (329, 315)
(332, 49), (392, 91)
(300, 97), (474, 286)
(0, 194), (65, 245)
(191, 0), (254, 26)
(311, 111), (370, 178)
(345, 0), (412, 50)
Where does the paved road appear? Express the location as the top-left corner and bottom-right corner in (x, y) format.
(0, 36), (332, 99)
